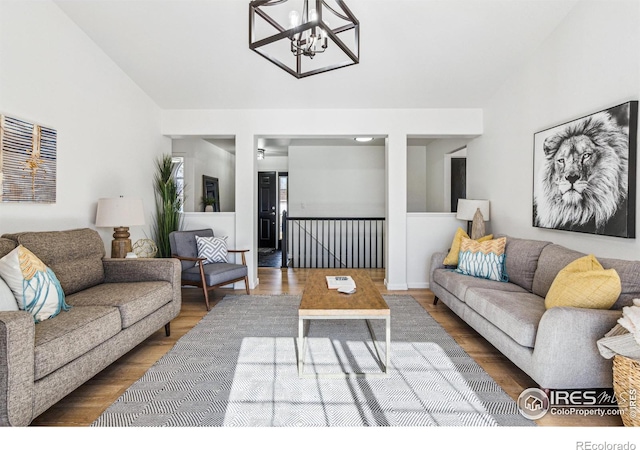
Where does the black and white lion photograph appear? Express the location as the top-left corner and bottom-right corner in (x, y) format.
(533, 101), (638, 238)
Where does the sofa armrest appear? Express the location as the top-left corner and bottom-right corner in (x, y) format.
(103, 258), (181, 284)
(102, 258), (182, 314)
(532, 307), (621, 389)
(0, 311), (36, 426)
(430, 251), (448, 283)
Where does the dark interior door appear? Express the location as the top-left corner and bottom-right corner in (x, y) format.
(451, 158), (467, 212)
(258, 171), (277, 248)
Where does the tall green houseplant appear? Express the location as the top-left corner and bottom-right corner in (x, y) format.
(152, 154), (183, 257)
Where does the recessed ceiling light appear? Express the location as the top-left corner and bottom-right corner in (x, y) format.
(354, 137), (374, 142)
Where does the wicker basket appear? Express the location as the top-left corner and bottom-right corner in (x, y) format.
(613, 355), (640, 426)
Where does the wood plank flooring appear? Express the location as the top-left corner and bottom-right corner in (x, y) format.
(31, 268), (623, 427)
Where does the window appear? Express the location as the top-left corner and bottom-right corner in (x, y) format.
(172, 156), (185, 213)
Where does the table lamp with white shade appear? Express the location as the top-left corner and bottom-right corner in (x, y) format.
(456, 199), (490, 239)
(95, 196), (145, 258)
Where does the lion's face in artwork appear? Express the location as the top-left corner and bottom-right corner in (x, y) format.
(535, 112), (629, 230)
(552, 135), (597, 204)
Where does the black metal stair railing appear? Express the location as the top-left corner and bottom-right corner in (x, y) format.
(282, 212), (385, 269)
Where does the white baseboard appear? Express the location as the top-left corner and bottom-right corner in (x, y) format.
(407, 282), (430, 289)
(384, 279), (408, 291)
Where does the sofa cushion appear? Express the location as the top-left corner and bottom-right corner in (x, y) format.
(598, 256), (640, 309)
(66, 281), (172, 329)
(4, 229), (105, 296)
(456, 237), (508, 282)
(465, 288), (547, 348)
(545, 255), (621, 310)
(0, 238), (16, 259)
(503, 237), (552, 292)
(34, 305), (121, 380)
(532, 244), (640, 309)
(532, 244), (586, 299)
(432, 268), (527, 302)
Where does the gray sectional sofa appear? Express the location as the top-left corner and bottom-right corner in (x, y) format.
(0, 228), (182, 426)
(430, 236), (640, 390)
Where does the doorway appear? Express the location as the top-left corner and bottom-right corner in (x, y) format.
(258, 171), (277, 249)
(450, 157), (466, 212)
(258, 171), (282, 267)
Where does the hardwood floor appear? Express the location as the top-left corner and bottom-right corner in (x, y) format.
(32, 268), (623, 427)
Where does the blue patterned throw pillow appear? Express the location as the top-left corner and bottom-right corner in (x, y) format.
(195, 235), (228, 264)
(455, 237), (508, 282)
(0, 245), (70, 322)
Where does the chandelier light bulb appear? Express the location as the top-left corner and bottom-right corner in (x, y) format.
(289, 10), (300, 28)
(309, 8), (318, 22)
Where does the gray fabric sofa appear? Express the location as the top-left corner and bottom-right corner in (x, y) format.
(0, 228), (182, 426)
(430, 236), (640, 389)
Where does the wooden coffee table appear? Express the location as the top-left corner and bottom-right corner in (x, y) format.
(297, 269), (390, 378)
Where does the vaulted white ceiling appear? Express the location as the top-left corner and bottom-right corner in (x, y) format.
(54, 0), (580, 110)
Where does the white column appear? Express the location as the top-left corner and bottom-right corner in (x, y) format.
(235, 131), (258, 288)
(385, 133), (408, 290)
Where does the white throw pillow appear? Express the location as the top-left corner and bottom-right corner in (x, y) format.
(0, 276), (19, 311)
(0, 245), (70, 322)
(195, 235), (228, 264)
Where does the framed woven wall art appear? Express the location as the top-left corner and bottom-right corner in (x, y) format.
(0, 114), (57, 203)
(532, 101), (638, 238)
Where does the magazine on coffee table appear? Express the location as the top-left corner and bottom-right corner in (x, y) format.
(326, 276), (356, 289)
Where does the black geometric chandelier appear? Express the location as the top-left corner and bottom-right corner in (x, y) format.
(249, 0), (359, 79)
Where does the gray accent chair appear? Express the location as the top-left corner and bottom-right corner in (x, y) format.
(169, 229), (250, 310)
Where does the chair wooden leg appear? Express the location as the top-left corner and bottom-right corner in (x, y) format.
(202, 286), (211, 311)
(165, 323), (171, 336)
(197, 261), (211, 311)
(244, 276), (250, 295)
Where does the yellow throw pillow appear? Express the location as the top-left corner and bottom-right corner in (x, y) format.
(442, 228), (493, 266)
(545, 254), (621, 310)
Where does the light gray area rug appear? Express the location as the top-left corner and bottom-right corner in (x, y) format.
(92, 295), (534, 427)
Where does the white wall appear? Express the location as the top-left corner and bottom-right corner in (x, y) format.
(0, 1), (168, 253)
(468, 0), (640, 260)
(407, 146), (428, 212)
(288, 145), (385, 217)
(172, 138), (236, 213)
(257, 156), (288, 173)
(407, 213), (461, 288)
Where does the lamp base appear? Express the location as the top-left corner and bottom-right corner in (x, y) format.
(470, 209), (486, 240)
(111, 227), (132, 258)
